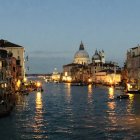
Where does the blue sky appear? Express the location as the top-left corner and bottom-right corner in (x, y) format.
(0, 0), (140, 73)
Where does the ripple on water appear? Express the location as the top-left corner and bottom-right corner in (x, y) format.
(1, 83), (140, 139)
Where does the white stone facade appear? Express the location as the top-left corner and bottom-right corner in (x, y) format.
(73, 42), (90, 65)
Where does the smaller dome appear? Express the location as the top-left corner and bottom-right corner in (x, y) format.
(92, 50), (101, 60)
(92, 54), (100, 60)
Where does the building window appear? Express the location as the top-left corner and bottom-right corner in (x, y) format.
(18, 56), (20, 60)
(13, 67), (16, 72)
(132, 52), (135, 57)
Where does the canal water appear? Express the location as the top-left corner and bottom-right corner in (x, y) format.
(1, 82), (140, 140)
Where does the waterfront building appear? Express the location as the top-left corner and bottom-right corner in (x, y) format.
(51, 68), (61, 82)
(0, 49), (8, 82)
(121, 64), (128, 86)
(126, 45), (140, 82)
(63, 63), (79, 82)
(0, 48), (22, 91)
(95, 69), (121, 85)
(89, 61), (120, 83)
(0, 39), (25, 80)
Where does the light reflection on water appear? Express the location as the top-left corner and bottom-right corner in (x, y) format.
(36, 91), (43, 110)
(33, 92), (47, 139)
(108, 86), (114, 99)
(1, 82), (140, 139)
(87, 84), (93, 104)
(65, 83), (71, 103)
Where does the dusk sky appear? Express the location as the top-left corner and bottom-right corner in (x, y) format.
(1, 0), (140, 73)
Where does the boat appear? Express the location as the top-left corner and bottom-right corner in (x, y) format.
(117, 94), (129, 99)
(0, 100), (13, 118)
(126, 83), (140, 94)
(126, 90), (140, 94)
(71, 82), (87, 86)
(0, 108), (11, 118)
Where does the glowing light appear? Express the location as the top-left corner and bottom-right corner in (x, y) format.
(24, 77), (27, 82)
(4, 83), (7, 88)
(63, 75), (72, 82)
(109, 79), (113, 85)
(36, 81), (41, 87)
(65, 72), (68, 76)
(1, 84), (4, 88)
(67, 77), (72, 82)
(88, 78), (92, 83)
(16, 80), (21, 88)
(127, 83), (131, 91)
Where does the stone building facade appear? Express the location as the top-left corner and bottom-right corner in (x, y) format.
(126, 45), (140, 83)
(0, 39), (25, 80)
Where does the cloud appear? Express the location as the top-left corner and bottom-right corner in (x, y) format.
(27, 56), (72, 74)
(29, 50), (74, 58)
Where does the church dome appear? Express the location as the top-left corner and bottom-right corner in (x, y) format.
(73, 41), (90, 64)
(74, 50), (89, 58)
(92, 50), (101, 60)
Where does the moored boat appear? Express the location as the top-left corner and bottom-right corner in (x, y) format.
(0, 100), (13, 118)
(126, 90), (140, 94)
(71, 82), (87, 86)
(117, 94), (129, 99)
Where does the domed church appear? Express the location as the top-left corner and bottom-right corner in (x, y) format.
(73, 41), (90, 65)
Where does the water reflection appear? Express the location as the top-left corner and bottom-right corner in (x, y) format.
(108, 87), (114, 99)
(67, 83), (71, 96)
(129, 94), (134, 104)
(88, 84), (93, 94)
(127, 94), (134, 113)
(65, 83), (71, 103)
(36, 92), (43, 110)
(108, 87), (116, 110)
(108, 101), (116, 110)
(33, 92), (44, 138)
(107, 87), (117, 132)
(87, 84), (93, 104)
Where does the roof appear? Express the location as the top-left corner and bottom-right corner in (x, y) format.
(63, 63), (83, 67)
(130, 44), (140, 50)
(79, 41), (84, 50)
(0, 39), (23, 48)
(89, 62), (119, 67)
(98, 69), (121, 74)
